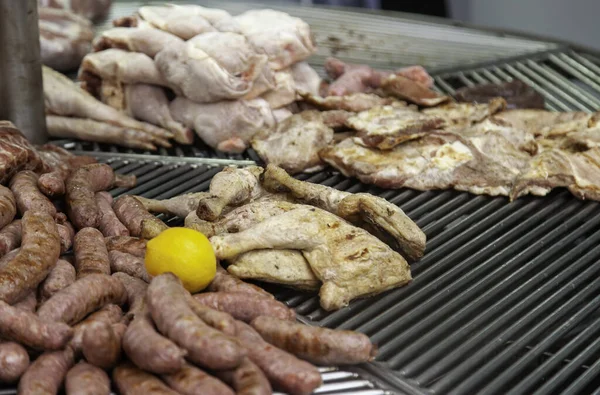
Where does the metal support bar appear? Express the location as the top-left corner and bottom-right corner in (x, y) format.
(0, 0), (47, 144)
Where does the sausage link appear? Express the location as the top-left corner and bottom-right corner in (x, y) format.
(113, 196), (167, 238)
(251, 316), (377, 365)
(66, 164), (115, 229)
(95, 192), (129, 237)
(82, 321), (122, 369)
(112, 272), (148, 322)
(56, 215), (75, 254)
(9, 171), (56, 217)
(193, 292), (295, 323)
(12, 291), (37, 312)
(113, 362), (179, 395)
(215, 358), (272, 395)
(0, 342), (29, 383)
(109, 250), (151, 282)
(105, 236), (146, 257)
(70, 304), (123, 352)
(0, 220), (21, 257)
(0, 300), (73, 350)
(0, 185), (16, 230)
(39, 259), (76, 303)
(0, 211), (61, 304)
(65, 362), (110, 395)
(185, 294), (236, 336)
(114, 174), (137, 189)
(38, 171), (66, 198)
(122, 310), (186, 374)
(37, 273), (127, 325)
(147, 273), (245, 370)
(74, 228), (111, 278)
(162, 364), (234, 395)
(18, 348), (75, 394)
(208, 266), (273, 299)
(234, 321), (322, 395)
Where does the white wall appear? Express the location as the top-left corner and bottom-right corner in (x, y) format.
(448, 0), (600, 51)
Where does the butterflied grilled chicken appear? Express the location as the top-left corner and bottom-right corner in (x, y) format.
(301, 92), (401, 113)
(169, 97), (275, 153)
(262, 164), (426, 261)
(43, 66), (173, 149)
(0, 122), (45, 184)
(211, 204), (412, 311)
(39, 0), (112, 21)
(135, 193), (210, 218)
(252, 111), (335, 175)
(38, 7), (94, 72)
(234, 9), (316, 71)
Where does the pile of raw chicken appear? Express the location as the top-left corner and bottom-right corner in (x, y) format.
(0, 121), (392, 394)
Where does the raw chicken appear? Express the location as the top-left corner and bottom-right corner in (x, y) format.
(43, 66), (173, 148)
(211, 205), (412, 311)
(93, 27), (183, 58)
(79, 49), (171, 93)
(155, 40), (265, 103)
(169, 97), (275, 153)
(38, 7), (94, 72)
(39, 0), (112, 21)
(136, 4), (238, 39)
(291, 62), (322, 97)
(234, 9), (316, 71)
(260, 69), (297, 109)
(252, 111), (334, 174)
(262, 164), (426, 261)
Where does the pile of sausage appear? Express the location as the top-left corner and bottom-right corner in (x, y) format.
(0, 127), (377, 394)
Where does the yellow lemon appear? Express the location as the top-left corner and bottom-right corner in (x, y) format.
(145, 227), (216, 293)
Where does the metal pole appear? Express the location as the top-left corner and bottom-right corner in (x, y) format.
(0, 0), (47, 144)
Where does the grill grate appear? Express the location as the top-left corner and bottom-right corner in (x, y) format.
(82, 156), (600, 395)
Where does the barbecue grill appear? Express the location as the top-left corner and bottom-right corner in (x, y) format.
(4, 1), (600, 394)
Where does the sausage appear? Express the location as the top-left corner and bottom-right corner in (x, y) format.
(18, 348), (75, 395)
(56, 214), (75, 254)
(234, 321), (322, 395)
(112, 272), (148, 322)
(0, 211), (61, 304)
(105, 235), (146, 257)
(70, 304), (123, 352)
(74, 228), (111, 278)
(113, 195), (167, 238)
(162, 364), (234, 395)
(251, 316), (377, 365)
(109, 250), (152, 282)
(147, 273), (246, 370)
(0, 185), (16, 230)
(193, 292), (295, 323)
(208, 266), (274, 299)
(122, 310), (186, 374)
(185, 294), (236, 336)
(0, 220), (21, 257)
(12, 291), (37, 312)
(37, 273), (127, 325)
(38, 171), (66, 197)
(114, 362), (179, 395)
(0, 342), (29, 383)
(114, 174), (137, 189)
(9, 171), (56, 217)
(81, 321), (122, 369)
(0, 299), (73, 350)
(66, 164), (115, 229)
(65, 362), (110, 395)
(39, 259), (76, 302)
(0, 248), (19, 268)
(95, 192), (129, 237)
(215, 358), (272, 395)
